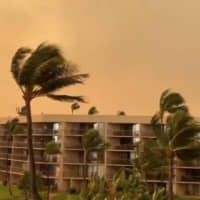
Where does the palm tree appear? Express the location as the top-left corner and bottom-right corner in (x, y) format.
(11, 42), (89, 200)
(71, 102), (80, 114)
(88, 106), (98, 115)
(17, 105), (27, 116)
(4, 118), (20, 196)
(82, 129), (109, 184)
(157, 89), (188, 124)
(139, 140), (168, 184)
(151, 110), (200, 200)
(117, 111), (126, 116)
(45, 141), (60, 200)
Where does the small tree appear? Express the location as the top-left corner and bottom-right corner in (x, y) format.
(19, 171), (44, 200)
(71, 102), (80, 114)
(88, 106), (98, 115)
(45, 141), (60, 200)
(117, 111), (126, 116)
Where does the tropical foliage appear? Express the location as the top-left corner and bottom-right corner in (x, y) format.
(152, 104), (200, 200)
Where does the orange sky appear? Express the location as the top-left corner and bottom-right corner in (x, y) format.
(1, 0), (200, 117)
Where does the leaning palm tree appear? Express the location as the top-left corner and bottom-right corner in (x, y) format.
(4, 118), (20, 196)
(45, 141), (60, 200)
(71, 102), (80, 114)
(157, 89), (188, 124)
(151, 110), (200, 200)
(88, 106), (98, 115)
(82, 129), (109, 184)
(11, 42), (89, 200)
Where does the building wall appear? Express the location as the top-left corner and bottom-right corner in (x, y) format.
(0, 115), (199, 197)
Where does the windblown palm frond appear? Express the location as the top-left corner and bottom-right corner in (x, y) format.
(11, 47), (31, 84)
(158, 89), (188, 123)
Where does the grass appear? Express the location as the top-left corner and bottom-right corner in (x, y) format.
(0, 184), (46, 200)
(0, 184), (21, 200)
(52, 194), (79, 200)
(52, 194), (199, 200)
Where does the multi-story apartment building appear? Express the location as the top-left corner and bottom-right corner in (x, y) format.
(0, 114), (199, 197)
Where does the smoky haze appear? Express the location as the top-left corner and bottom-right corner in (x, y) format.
(1, 0), (200, 117)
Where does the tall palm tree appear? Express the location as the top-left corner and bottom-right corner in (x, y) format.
(82, 129), (109, 184)
(45, 141), (60, 200)
(88, 106), (98, 115)
(4, 118), (20, 196)
(71, 102), (80, 114)
(151, 110), (200, 200)
(11, 42), (89, 200)
(157, 89), (188, 124)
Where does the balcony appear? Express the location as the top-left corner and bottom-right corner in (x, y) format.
(32, 128), (55, 135)
(108, 129), (134, 137)
(0, 165), (8, 171)
(181, 175), (200, 182)
(107, 159), (133, 165)
(10, 167), (24, 174)
(65, 128), (89, 136)
(0, 153), (10, 159)
(110, 144), (136, 150)
(0, 141), (12, 147)
(179, 160), (200, 168)
(13, 141), (45, 148)
(11, 154), (28, 160)
(41, 169), (57, 178)
(35, 155), (58, 163)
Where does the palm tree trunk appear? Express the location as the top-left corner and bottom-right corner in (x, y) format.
(26, 99), (42, 200)
(168, 152), (174, 200)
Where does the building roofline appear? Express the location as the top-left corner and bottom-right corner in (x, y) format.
(0, 114), (153, 124)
